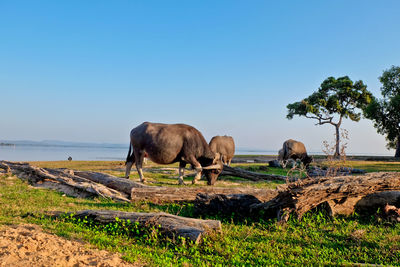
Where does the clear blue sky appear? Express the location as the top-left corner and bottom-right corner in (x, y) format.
(1, 0), (400, 155)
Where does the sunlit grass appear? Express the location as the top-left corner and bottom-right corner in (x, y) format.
(345, 161), (400, 172)
(29, 161), (285, 188)
(1, 174), (399, 266)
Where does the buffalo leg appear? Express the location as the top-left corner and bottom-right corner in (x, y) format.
(125, 144), (136, 178)
(193, 168), (202, 184)
(185, 156), (202, 184)
(222, 155), (228, 165)
(125, 161), (134, 178)
(135, 150), (146, 183)
(281, 160), (287, 169)
(178, 161), (186, 185)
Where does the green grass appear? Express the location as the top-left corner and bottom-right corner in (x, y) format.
(1, 160), (400, 266)
(316, 159), (400, 174)
(345, 161), (400, 172)
(31, 161), (289, 188)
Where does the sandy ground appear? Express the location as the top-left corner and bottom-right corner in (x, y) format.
(0, 224), (141, 267)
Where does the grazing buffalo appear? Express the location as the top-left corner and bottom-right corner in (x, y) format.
(278, 139), (312, 168)
(209, 135), (235, 166)
(125, 122), (223, 185)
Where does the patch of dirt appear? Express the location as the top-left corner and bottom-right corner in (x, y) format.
(0, 224), (142, 267)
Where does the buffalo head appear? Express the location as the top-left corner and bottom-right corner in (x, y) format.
(202, 153), (224, 185)
(303, 155), (313, 167)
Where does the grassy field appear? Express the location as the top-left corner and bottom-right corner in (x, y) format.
(0, 159), (399, 266)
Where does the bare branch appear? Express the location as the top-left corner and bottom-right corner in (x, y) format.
(305, 114), (334, 125)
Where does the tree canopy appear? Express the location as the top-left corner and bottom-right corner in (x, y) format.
(287, 76), (372, 156)
(363, 66), (400, 157)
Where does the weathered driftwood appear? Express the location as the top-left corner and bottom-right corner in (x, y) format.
(49, 209), (221, 243)
(355, 191), (400, 215)
(194, 193), (266, 217)
(323, 190), (400, 216)
(131, 186), (278, 203)
(383, 204), (400, 222)
(252, 172), (400, 221)
(72, 170), (149, 194)
(221, 165), (286, 181)
(193, 172), (400, 222)
(0, 161), (280, 204)
(0, 161), (130, 202)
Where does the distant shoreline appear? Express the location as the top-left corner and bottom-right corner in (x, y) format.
(0, 140), (395, 157)
(0, 143), (15, 146)
(0, 142), (396, 161)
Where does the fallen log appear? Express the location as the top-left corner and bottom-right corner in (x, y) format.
(194, 193), (265, 218)
(193, 172), (400, 222)
(131, 186), (278, 203)
(71, 170), (149, 194)
(49, 209), (221, 243)
(355, 191), (400, 215)
(252, 172), (400, 221)
(221, 165), (287, 181)
(0, 161), (130, 202)
(0, 161), (279, 204)
(324, 191), (400, 216)
(383, 204), (400, 222)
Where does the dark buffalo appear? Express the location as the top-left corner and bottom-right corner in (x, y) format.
(278, 139), (312, 168)
(125, 122), (223, 185)
(209, 135), (235, 166)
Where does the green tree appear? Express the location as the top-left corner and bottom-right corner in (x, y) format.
(287, 76), (372, 157)
(363, 66), (400, 158)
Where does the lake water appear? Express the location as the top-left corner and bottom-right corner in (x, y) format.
(0, 145), (276, 162)
(1, 144), (392, 162)
(0, 145), (128, 161)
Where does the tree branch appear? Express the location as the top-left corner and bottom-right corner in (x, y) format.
(305, 114), (334, 125)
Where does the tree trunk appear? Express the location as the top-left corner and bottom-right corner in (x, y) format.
(48, 210), (221, 244)
(0, 161), (130, 202)
(72, 170), (150, 194)
(194, 172), (400, 222)
(221, 165), (287, 181)
(194, 193), (268, 218)
(334, 124), (340, 157)
(395, 136), (400, 158)
(131, 186), (278, 203)
(0, 161), (281, 204)
(253, 172), (400, 221)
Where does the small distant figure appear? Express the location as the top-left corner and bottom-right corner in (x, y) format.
(209, 135), (235, 166)
(68, 156), (72, 161)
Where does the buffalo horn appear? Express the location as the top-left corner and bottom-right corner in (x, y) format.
(202, 164), (221, 170)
